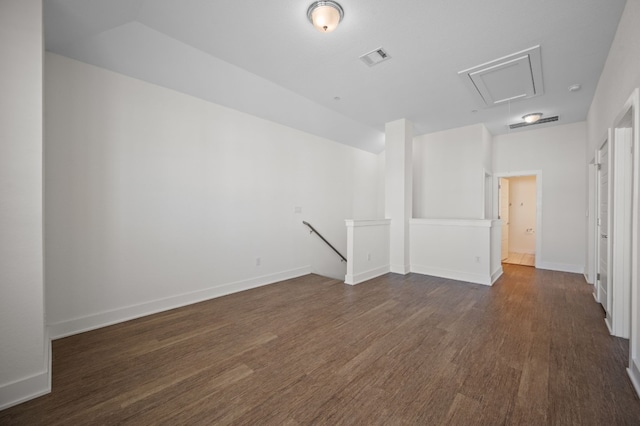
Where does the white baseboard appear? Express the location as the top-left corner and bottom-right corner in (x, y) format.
(390, 264), (410, 275)
(605, 317), (614, 335)
(0, 333), (51, 411)
(628, 359), (640, 398)
(345, 265), (390, 285)
(410, 264), (492, 286)
(536, 261), (585, 274)
(48, 266), (311, 339)
(584, 273), (594, 284)
(491, 267), (503, 284)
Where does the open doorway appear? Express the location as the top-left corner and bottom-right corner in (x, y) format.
(498, 175), (537, 267)
(604, 102), (634, 339)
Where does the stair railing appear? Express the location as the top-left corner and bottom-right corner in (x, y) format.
(302, 221), (347, 262)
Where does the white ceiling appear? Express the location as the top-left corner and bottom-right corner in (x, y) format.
(44, 0), (627, 153)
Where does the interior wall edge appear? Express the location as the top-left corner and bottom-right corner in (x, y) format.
(0, 334), (51, 411)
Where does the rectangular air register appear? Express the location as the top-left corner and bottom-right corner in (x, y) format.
(458, 45), (544, 107)
(509, 115), (558, 129)
(360, 48), (391, 67)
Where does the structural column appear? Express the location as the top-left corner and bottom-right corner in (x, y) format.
(385, 119), (413, 274)
(0, 0), (48, 409)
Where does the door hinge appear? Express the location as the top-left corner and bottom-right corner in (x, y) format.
(597, 273), (601, 281)
(596, 163), (601, 170)
(597, 218), (601, 226)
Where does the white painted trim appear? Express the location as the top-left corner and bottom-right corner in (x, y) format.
(629, 87), (640, 385)
(587, 153), (599, 286)
(536, 261), (585, 274)
(0, 333), (51, 411)
(605, 317), (614, 335)
(390, 264), (410, 275)
(592, 292), (599, 303)
(610, 126), (633, 338)
(409, 218), (493, 227)
(48, 266), (311, 339)
(595, 134), (612, 310)
(345, 265), (390, 285)
(491, 267), (503, 284)
(411, 264), (492, 286)
(611, 88), (640, 370)
(344, 219), (391, 227)
(628, 359), (640, 398)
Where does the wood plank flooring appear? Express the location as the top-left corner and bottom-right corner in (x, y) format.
(503, 252), (536, 266)
(2, 265), (639, 425)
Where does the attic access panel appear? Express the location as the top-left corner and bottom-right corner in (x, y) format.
(458, 45), (544, 107)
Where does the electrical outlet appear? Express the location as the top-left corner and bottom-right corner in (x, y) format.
(367, 253), (371, 261)
(294, 206), (302, 214)
(256, 257), (261, 266)
(475, 256), (480, 263)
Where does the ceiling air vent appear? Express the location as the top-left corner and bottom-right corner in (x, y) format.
(360, 48), (391, 67)
(509, 116), (559, 129)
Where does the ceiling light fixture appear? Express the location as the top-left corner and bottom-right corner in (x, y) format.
(307, 1), (344, 33)
(522, 113), (542, 124)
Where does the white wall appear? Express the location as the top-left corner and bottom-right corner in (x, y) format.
(585, 0), (640, 394)
(0, 0), (49, 409)
(585, 0), (640, 282)
(508, 176), (537, 254)
(45, 53), (380, 337)
(376, 151), (386, 218)
(410, 219), (502, 285)
(494, 122), (587, 273)
(385, 119), (413, 274)
(345, 220), (390, 285)
(587, 0), (640, 155)
(413, 123), (491, 219)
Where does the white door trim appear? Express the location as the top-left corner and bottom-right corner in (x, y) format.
(494, 170), (542, 268)
(593, 132), (611, 304)
(597, 137), (612, 319)
(610, 127), (632, 338)
(615, 88), (640, 397)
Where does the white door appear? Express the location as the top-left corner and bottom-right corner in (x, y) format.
(610, 127), (633, 338)
(598, 141), (609, 312)
(499, 178), (510, 260)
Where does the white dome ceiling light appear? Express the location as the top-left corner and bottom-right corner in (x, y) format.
(307, 1), (344, 33)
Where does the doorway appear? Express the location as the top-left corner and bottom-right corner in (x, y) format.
(499, 176), (537, 266)
(596, 138), (610, 311)
(605, 110), (633, 338)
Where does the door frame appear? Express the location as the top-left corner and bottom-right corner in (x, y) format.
(614, 88), (640, 395)
(494, 170), (542, 268)
(608, 126), (633, 338)
(594, 135), (611, 308)
(499, 177), (510, 260)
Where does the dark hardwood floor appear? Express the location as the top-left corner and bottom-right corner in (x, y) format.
(2, 265), (639, 425)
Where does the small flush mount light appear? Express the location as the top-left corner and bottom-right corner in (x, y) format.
(307, 1), (344, 33)
(568, 84), (582, 92)
(522, 113), (542, 124)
